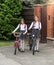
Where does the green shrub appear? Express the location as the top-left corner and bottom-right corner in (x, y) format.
(0, 0), (22, 40)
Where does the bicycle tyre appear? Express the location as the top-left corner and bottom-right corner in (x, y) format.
(32, 40), (36, 55)
(33, 46), (35, 55)
(18, 46), (20, 50)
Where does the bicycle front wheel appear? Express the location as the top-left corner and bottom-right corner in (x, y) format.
(32, 39), (36, 55)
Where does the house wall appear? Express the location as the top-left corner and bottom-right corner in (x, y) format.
(34, 4), (54, 41)
(47, 4), (54, 38)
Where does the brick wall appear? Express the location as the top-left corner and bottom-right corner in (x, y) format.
(34, 4), (54, 38)
(47, 4), (54, 37)
(34, 4), (42, 22)
(34, 4), (54, 42)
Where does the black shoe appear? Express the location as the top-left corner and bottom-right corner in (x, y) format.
(18, 48), (21, 52)
(21, 50), (25, 52)
(14, 49), (16, 55)
(36, 50), (40, 52)
(35, 50), (40, 52)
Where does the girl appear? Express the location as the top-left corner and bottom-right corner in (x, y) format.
(29, 16), (41, 52)
(12, 18), (27, 52)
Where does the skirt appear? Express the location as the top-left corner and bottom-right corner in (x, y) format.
(20, 31), (26, 40)
(31, 29), (40, 39)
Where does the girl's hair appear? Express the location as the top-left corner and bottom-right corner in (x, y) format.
(21, 18), (24, 21)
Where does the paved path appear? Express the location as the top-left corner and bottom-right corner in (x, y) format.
(0, 42), (54, 65)
(0, 53), (21, 65)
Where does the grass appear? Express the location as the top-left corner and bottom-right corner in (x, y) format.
(0, 41), (14, 46)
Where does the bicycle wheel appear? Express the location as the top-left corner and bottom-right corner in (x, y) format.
(32, 39), (36, 55)
(14, 48), (17, 55)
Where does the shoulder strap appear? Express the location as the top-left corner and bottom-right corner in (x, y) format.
(38, 22), (40, 29)
(24, 24), (27, 29)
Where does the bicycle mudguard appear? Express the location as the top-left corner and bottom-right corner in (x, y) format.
(14, 41), (20, 48)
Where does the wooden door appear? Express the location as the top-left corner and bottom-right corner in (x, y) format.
(41, 6), (47, 43)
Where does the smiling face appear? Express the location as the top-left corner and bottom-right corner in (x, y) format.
(34, 16), (38, 22)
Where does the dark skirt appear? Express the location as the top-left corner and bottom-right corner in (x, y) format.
(31, 29), (40, 39)
(20, 31), (26, 40)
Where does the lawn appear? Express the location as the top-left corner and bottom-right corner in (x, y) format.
(0, 41), (14, 46)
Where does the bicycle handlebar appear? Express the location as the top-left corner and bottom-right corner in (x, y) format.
(12, 32), (31, 37)
(12, 32), (21, 37)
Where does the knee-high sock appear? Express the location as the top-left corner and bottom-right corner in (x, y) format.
(20, 40), (25, 51)
(36, 38), (40, 50)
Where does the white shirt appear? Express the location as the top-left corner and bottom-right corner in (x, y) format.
(13, 24), (27, 34)
(29, 21), (41, 30)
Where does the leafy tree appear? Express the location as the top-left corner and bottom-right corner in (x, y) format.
(0, 0), (22, 40)
(27, 0), (46, 5)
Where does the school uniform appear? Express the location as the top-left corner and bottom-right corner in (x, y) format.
(13, 24), (27, 51)
(29, 21), (41, 51)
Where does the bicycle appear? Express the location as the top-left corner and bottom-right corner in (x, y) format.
(27, 33), (36, 55)
(13, 32), (21, 55)
(27, 33), (32, 50)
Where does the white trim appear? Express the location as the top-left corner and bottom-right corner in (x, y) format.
(47, 37), (54, 40)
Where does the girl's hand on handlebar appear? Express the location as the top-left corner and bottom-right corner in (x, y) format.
(28, 28), (30, 30)
(12, 32), (15, 34)
(23, 33), (25, 35)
